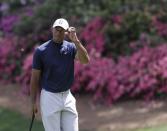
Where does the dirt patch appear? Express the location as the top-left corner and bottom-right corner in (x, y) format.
(0, 83), (167, 131)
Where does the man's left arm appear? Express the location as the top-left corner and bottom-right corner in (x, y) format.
(74, 40), (90, 64)
(68, 27), (90, 64)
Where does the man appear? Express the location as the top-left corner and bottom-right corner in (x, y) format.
(30, 18), (90, 131)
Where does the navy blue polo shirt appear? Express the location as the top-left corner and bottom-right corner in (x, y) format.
(32, 39), (77, 93)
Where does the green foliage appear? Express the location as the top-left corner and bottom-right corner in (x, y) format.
(14, 16), (35, 35)
(104, 10), (152, 58)
(123, 11), (151, 39)
(8, 0), (167, 66)
(2, 0), (35, 13)
(14, 0), (103, 35)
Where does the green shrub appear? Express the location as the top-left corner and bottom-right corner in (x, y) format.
(104, 10), (152, 58)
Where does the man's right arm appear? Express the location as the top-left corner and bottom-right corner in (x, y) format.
(30, 69), (41, 114)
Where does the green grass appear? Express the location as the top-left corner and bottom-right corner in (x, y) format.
(133, 125), (167, 131)
(0, 107), (44, 131)
(1, 107), (167, 131)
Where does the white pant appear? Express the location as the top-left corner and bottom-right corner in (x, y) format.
(40, 89), (78, 131)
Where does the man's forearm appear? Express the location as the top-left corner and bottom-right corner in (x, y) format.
(30, 78), (39, 104)
(74, 40), (90, 64)
(30, 86), (38, 104)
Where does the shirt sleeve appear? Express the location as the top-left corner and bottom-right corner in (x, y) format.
(32, 48), (43, 70)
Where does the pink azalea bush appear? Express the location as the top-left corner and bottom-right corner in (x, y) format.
(72, 44), (167, 105)
(0, 35), (34, 83)
(152, 16), (167, 37)
(18, 53), (33, 94)
(0, 36), (21, 82)
(80, 17), (105, 54)
(72, 53), (118, 104)
(0, 15), (20, 33)
(15, 15), (167, 104)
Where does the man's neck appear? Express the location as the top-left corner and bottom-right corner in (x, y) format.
(52, 39), (63, 45)
(52, 38), (63, 44)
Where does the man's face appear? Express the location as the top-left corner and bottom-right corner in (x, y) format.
(52, 26), (66, 43)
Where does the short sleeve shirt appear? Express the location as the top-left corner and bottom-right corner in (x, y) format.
(32, 40), (77, 93)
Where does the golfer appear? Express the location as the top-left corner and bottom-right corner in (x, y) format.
(30, 18), (90, 131)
